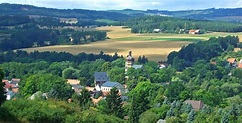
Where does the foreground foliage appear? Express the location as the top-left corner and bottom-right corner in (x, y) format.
(0, 100), (126, 123)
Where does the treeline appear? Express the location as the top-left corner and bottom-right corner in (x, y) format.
(167, 35), (239, 70)
(0, 50), (120, 64)
(121, 16), (242, 33)
(0, 25), (106, 51)
(180, 8), (242, 21)
(0, 15), (32, 26)
(0, 15), (109, 27)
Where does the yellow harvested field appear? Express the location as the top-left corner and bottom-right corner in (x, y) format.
(23, 26), (242, 61)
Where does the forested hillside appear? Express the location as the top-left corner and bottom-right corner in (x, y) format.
(0, 15), (107, 51)
(168, 35), (240, 70)
(112, 8), (242, 23)
(121, 16), (242, 33)
(0, 3), (130, 21)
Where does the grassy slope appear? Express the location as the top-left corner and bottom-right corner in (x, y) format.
(23, 26), (242, 61)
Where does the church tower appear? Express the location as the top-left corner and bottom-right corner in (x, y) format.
(125, 50), (134, 73)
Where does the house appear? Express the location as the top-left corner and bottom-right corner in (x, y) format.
(238, 63), (242, 68)
(2, 80), (13, 91)
(67, 79), (80, 85)
(91, 96), (104, 105)
(184, 100), (205, 111)
(227, 58), (237, 67)
(156, 119), (166, 123)
(2, 79), (20, 100)
(28, 91), (47, 100)
(158, 61), (168, 69)
(132, 65), (143, 69)
(10, 78), (20, 86)
(153, 29), (161, 33)
(237, 59), (242, 68)
(210, 61), (217, 65)
(189, 29), (200, 34)
(101, 81), (125, 96)
(70, 84), (84, 93)
(11, 86), (19, 93)
(67, 79), (83, 93)
(94, 72), (110, 86)
(6, 91), (15, 100)
(59, 18), (78, 24)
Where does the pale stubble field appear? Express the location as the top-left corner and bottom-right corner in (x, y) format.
(23, 26), (242, 61)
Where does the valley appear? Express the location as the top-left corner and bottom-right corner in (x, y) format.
(23, 26), (242, 61)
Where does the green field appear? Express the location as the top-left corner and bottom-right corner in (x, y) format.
(23, 26), (242, 61)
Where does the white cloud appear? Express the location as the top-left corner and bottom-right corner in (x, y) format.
(0, 0), (242, 10)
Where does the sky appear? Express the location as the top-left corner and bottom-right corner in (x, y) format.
(1, 0), (242, 10)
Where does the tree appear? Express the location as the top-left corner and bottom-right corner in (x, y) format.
(129, 91), (150, 123)
(0, 69), (5, 105)
(21, 73), (74, 100)
(105, 87), (124, 118)
(62, 67), (79, 79)
(73, 89), (92, 110)
(229, 104), (239, 121)
(101, 62), (112, 72)
(108, 67), (125, 84)
(166, 107), (175, 118)
(221, 113), (229, 123)
(164, 81), (185, 101)
(187, 109), (195, 123)
(163, 97), (170, 105)
(139, 111), (159, 123)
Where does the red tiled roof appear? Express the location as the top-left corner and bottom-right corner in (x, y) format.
(189, 30), (196, 32)
(227, 58), (236, 63)
(2, 80), (8, 83)
(2, 81), (12, 89)
(102, 91), (109, 96)
(91, 96), (103, 104)
(12, 87), (19, 93)
(238, 63), (242, 68)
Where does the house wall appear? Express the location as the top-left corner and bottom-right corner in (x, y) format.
(101, 85), (125, 95)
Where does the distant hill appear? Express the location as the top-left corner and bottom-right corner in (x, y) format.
(111, 8), (242, 23)
(2, 3), (242, 23)
(0, 3), (130, 21)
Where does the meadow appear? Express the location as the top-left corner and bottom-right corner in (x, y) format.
(23, 26), (242, 61)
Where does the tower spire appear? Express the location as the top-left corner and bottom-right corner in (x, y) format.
(129, 50), (132, 56)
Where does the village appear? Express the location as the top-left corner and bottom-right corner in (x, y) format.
(1, 50), (221, 113)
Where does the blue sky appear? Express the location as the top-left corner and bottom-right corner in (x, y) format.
(1, 0), (242, 10)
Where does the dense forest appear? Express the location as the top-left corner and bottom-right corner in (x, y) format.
(167, 35), (240, 70)
(121, 16), (242, 33)
(0, 15), (107, 51)
(0, 36), (241, 123)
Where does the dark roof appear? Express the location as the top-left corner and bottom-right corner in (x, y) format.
(102, 81), (123, 88)
(10, 78), (20, 84)
(185, 100), (205, 111)
(70, 84), (84, 89)
(94, 72), (109, 82)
